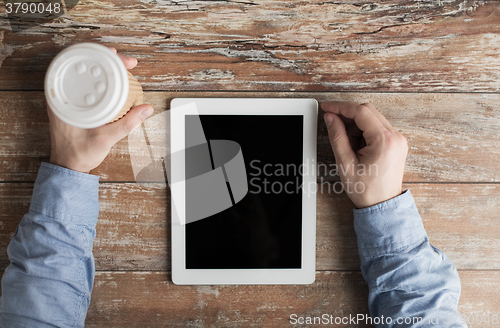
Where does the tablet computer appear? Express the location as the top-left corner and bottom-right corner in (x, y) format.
(170, 98), (317, 285)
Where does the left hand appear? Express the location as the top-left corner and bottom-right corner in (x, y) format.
(322, 101), (408, 208)
(48, 48), (154, 174)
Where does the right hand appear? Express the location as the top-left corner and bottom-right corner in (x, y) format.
(48, 48), (154, 174)
(322, 102), (408, 209)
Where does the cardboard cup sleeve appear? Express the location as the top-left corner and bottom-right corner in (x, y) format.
(111, 71), (144, 122)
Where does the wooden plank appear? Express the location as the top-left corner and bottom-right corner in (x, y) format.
(83, 270), (500, 328)
(0, 91), (499, 182)
(1, 183), (499, 272)
(1, 1), (500, 91)
(316, 183), (500, 271)
(86, 271), (371, 328)
(458, 271), (500, 327)
(412, 184), (500, 270)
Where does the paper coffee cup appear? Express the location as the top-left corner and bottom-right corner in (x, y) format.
(45, 43), (143, 129)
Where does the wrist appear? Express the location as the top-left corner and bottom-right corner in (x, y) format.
(49, 154), (90, 174)
(352, 186), (404, 209)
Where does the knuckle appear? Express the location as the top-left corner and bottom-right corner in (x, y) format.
(371, 130), (384, 143)
(329, 131), (344, 145)
(358, 104), (371, 113)
(383, 130), (393, 143)
(357, 104), (372, 118)
(396, 131), (408, 144)
(384, 131), (409, 152)
(382, 130), (399, 150)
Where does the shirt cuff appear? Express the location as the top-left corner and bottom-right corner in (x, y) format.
(353, 190), (428, 259)
(28, 162), (100, 225)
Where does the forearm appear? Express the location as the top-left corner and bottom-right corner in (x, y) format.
(0, 163), (99, 328)
(354, 190), (467, 327)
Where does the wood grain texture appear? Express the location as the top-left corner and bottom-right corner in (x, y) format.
(0, 91), (498, 182)
(1, 182), (499, 272)
(86, 271), (371, 328)
(83, 270), (500, 328)
(1, 1), (500, 91)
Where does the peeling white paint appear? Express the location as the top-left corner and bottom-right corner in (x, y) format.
(0, 31), (14, 69)
(100, 35), (159, 45)
(187, 69), (235, 80)
(196, 285), (220, 298)
(156, 47), (303, 74)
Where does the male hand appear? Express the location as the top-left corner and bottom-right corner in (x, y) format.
(48, 48), (154, 173)
(322, 102), (408, 208)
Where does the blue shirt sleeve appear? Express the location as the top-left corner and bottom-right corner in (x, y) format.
(0, 162), (100, 328)
(353, 190), (467, 327)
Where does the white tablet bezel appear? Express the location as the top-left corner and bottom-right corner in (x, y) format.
(170, 98), (317, 285)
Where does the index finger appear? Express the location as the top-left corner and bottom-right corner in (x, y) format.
(322, 101), (387, 136)
(107, 47), (138, 69)
(360, 102), (396, 133)
(117, 53), (138, 69)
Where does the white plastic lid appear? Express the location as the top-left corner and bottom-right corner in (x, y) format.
(45, 43), (129, 129)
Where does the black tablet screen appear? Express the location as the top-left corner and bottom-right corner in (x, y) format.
(185, 115), (304, 269)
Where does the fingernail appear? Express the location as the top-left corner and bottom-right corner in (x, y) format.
(141, 107), (154, 119)
(324, 114), (333, 128)
(125, 56), (137, 64)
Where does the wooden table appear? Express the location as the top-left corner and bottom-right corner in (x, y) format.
(1, 1), (500, 327)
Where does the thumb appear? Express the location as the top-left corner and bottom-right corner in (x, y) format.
(324, 113), (357, 168)
(101, 104), (154, 146)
